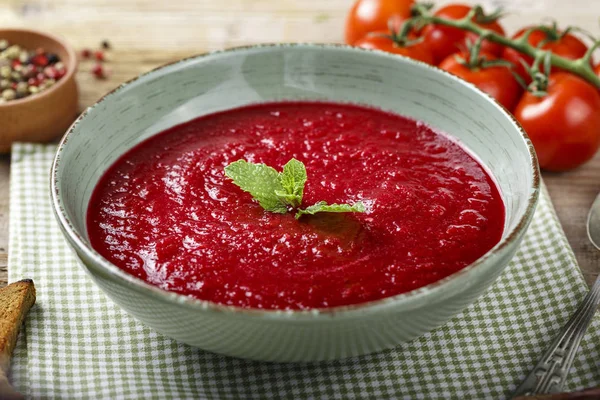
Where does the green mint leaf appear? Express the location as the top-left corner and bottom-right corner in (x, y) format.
(295, 201), (366, 219)
(225, 158), (363, 220)
(224, 159), (288, 213)
(274, 190), (301, 208)
(276, 158), (306, 207)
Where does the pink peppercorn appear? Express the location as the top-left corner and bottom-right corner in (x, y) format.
(91, 63), (106, 79)
(31, 54), (48, 67)
(44, 66), (58, 79)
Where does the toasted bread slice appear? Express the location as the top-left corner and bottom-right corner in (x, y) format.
(0, 279), (36, 399)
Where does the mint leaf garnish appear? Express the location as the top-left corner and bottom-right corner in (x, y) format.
(295, 201), (366, 219)
(224, 159), (287, 213)
(276, 158), (306, 208)
(224, 158), (366, 219)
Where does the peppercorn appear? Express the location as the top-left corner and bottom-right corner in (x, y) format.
(91, 63), (106, 79)
(28, 86), (39, 94)
(81, 49), (92, 59)
(101, 40), (111, 49)
(44, 66), (58, 79)
(41, 78), (56, 89)
(5, 45), (20, 60)
(94, 50), (104, 61)
(22, 65), (36, 79)
(0, 66), (10, 79)
(31, 54), (48, 67)
(15, 81), (28, 97)
(55, 68), (66, 79)
(0, 79), (9, 90)
(0, 40), (8, 51)
(47, 53), (59, 64)
(18, 51), (29, 64)
(2, 89), (16, 101)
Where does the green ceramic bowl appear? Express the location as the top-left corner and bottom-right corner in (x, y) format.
(51, 44), (539, 362)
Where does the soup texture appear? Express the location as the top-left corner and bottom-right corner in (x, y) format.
(87, 102), (504, 310)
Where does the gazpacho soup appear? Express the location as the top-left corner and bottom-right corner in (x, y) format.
(87, 102), (505, 310)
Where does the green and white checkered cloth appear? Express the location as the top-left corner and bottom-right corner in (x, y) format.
(7, 143), (600, 399)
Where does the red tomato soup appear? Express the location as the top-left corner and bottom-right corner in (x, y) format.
(87, 102), (504, 310)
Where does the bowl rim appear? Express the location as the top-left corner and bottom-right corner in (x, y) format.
(51, 43), (540, 321)
(0, 27), (78, 107)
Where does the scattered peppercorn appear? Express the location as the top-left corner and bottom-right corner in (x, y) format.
(91, 63), (107, 79)
(0, 40), (67, 103)
(80, 40), (113, 80)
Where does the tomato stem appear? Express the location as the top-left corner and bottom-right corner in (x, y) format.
(411, 4), (600, 88)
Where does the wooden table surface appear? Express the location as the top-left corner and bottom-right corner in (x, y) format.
(0, 0), (598, 287)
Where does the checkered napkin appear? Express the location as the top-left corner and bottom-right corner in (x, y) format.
(7, 143), (600, 399)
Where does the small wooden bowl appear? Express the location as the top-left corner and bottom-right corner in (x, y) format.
(0, 28), (78, 152)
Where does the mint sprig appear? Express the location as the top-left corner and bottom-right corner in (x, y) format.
(224, 158), (366, 219)
(294, 201), (366, 219)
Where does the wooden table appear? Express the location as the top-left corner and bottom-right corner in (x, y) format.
(0, 0), (598, 287)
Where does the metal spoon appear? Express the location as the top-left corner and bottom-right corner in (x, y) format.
(512, 194), (600, 397)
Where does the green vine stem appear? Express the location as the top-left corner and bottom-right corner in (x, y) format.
(411, 4), (600, 88)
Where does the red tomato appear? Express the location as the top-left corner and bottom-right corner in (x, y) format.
(503, 27), (588, 83)
(464, 19), (506, 56)
(354, 31), (434, 64)
(438, 52), (522, 111)
(514, 73), (600, 171)
(422, 4), (471, 64)
(345, 0), (415, 45)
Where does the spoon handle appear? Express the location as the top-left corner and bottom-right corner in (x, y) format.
(512, 276), (600, 397)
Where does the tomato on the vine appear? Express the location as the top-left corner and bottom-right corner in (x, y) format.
(514, 73), (600, 171)
(464, 19), (505, 56)
(439, 51), (522, 110)
(421, 4), (506, 63)
(503, 27), (588, 83)
(422, 4), (471, 64)
(354, 31), (434, 64)
(344, 0), (415, 45)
